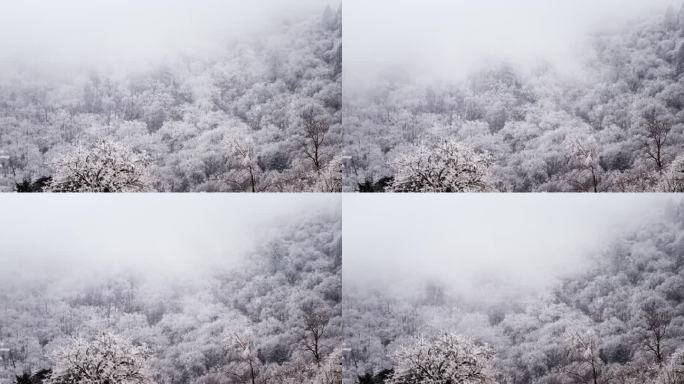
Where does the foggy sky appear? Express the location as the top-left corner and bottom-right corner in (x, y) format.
(0, 0), (332, 76)
(344, 0), (673, 91)
(0, 194), (339, 282)
(343, 194), (678, 300)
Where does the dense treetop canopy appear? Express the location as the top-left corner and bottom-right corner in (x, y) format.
(343, 4), (684, 192)
(0, 5), (342, 192)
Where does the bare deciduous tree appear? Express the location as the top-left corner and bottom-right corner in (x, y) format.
(641, 111), (671, 172)
(302, 303), (329, 366)
(640, 300), (672, 366)
(301, 110), (329, 173)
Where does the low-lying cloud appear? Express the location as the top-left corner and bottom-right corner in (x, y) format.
(344, 0), (673, 90)
(0, 0), (330, 75)
(0, 194), (339, 282)
(343, 194), (676, 301)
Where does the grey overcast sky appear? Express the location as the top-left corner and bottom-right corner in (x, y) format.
(0, 194), (339, 281)
(0, 0), (332, 75)
(343, 194), (679, 299)
(344, 0), (673, 91)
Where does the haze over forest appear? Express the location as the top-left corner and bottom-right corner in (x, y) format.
(344, 195), (684, 384)
(0, 0), (342, 192)
(343, 0), (684, 193)
(0, 195), (342, 384)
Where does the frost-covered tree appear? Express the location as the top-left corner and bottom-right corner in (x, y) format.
(565, 328), (605, 384)
(47, 333), (153, 384)
(315, 155), (342, 192)
(47, 139), (152, 192)
(659, 347), (684, 384)
(225, 333), (262, 384)
(314, 348), (342, 384)
(389, 140), (493, 192)
(388, 334), (495, 384)
(661, 155), (684, 192)
(227, 138), (263, 192)
(566, 137), (602, 192)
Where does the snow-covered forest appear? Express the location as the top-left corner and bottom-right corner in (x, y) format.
(343, 195), (684, 383)
(343, 1), (684, 192)
(0, 195), (342, 384)
(0, 1), (341, 192)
